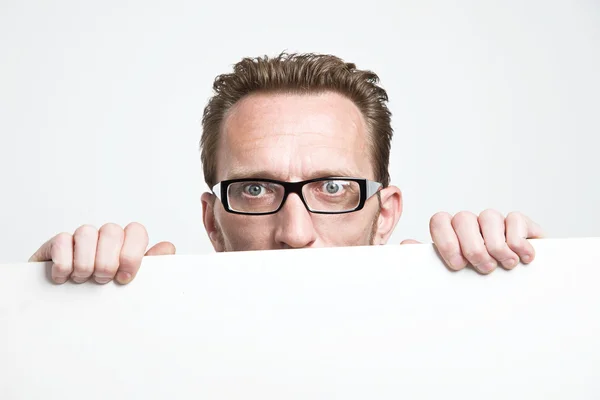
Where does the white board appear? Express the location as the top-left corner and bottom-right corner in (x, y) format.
(1, 238), (599, 399)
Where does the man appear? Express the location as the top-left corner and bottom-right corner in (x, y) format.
(29, 52), (544, 285)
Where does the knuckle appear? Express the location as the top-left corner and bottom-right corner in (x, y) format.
(430, 212), (452, 229)
(74, 224), (98, 239)
(124, 222), (149, 245)
(431, 211), (452, 222)
(452, 211), (476, 225)
(99, 223), (124, 240)
(479, 208), (502, 221)
(463, 248), (487, 264)
(52, 262), (71, 275)
(486, 241), (507, 256)
(506, 211), (523, 221)
(94, 262), (116, 277)
(507, 237), (526, 252)
(50, 233), (74, 261)
(125, 222), (147, 234)
(53, 232), (73, 249)
(73, 261), (94, 275)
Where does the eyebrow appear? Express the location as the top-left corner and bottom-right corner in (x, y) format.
(225, 168), (361, 182)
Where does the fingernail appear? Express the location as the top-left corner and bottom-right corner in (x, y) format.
(479, 261), (496, 273)
(95, 277), (111, 284)
(449, 256), (464, 270)
(522, 255), (532, 263)
(503, 258), (518, 269)
(71, 276), (87, 283)
(53, 276), (67, 284)
(116, 271), (132, 284)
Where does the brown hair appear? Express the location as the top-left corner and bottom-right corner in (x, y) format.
(200, 52), (393, 188)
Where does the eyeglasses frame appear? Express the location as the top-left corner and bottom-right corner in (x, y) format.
(211, 177), (383, 215)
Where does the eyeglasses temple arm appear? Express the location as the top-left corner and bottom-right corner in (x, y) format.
(211, 183), (222, 199)
(366, 180), (383, 199)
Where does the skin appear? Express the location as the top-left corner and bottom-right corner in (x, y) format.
(29, 92), (544, 284)
(202, 92), (398, 251)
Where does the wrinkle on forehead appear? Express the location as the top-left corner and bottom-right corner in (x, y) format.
(216, 91), (373, 182)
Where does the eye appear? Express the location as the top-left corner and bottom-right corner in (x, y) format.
(322, 181), (344, 195)
(243, 183), (266, 197)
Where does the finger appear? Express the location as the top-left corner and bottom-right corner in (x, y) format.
(400, 239), (421, 244)
(31, 233), (74, 284)
(430, 212), (468, 271)
(71, 225), (98, 283)
(452, 211), (497, 274)
(30, 233), (74, 283)
(145, 241), (176, 256)
(29, 239), (52, 263)
(93, 223), (124, 284)
(115, 222), (149, 285)
(506, 212), (538, 264)
(525, 215), (544, 239)
(478, 209), (520, 270)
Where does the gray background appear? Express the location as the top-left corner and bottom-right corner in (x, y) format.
(1, 0), (598, 262)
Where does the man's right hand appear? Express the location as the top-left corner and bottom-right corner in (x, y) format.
(28, 222), (176, 285)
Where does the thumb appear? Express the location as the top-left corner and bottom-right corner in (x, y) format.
(145, 241), (176, 256)
(400, 239), (421, 245)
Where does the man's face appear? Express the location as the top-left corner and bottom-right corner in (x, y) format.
(201, 91), (402, 251)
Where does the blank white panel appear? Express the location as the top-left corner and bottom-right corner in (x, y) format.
(1, 238), (599, 399)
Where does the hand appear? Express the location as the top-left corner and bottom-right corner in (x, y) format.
(401, 210), (544, 274)
(29, 222), (176, 284)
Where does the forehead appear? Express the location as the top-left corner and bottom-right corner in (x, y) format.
(216, 91), (373, 182)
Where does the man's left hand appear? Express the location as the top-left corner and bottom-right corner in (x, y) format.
(401, 210), (544, 274)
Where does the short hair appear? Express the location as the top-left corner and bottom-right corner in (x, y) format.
(200, 52), (393, 188)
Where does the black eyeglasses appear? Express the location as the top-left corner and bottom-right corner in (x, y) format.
(211, 177), (382, 215)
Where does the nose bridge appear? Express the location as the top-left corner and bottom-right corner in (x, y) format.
(274, 192), (316, 248)
(284, 181), (306, 205)
(275, 179), (310, 215)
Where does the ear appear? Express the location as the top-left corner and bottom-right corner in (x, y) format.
(201, 192), (225, 252)
(372, 185), (403, 245)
